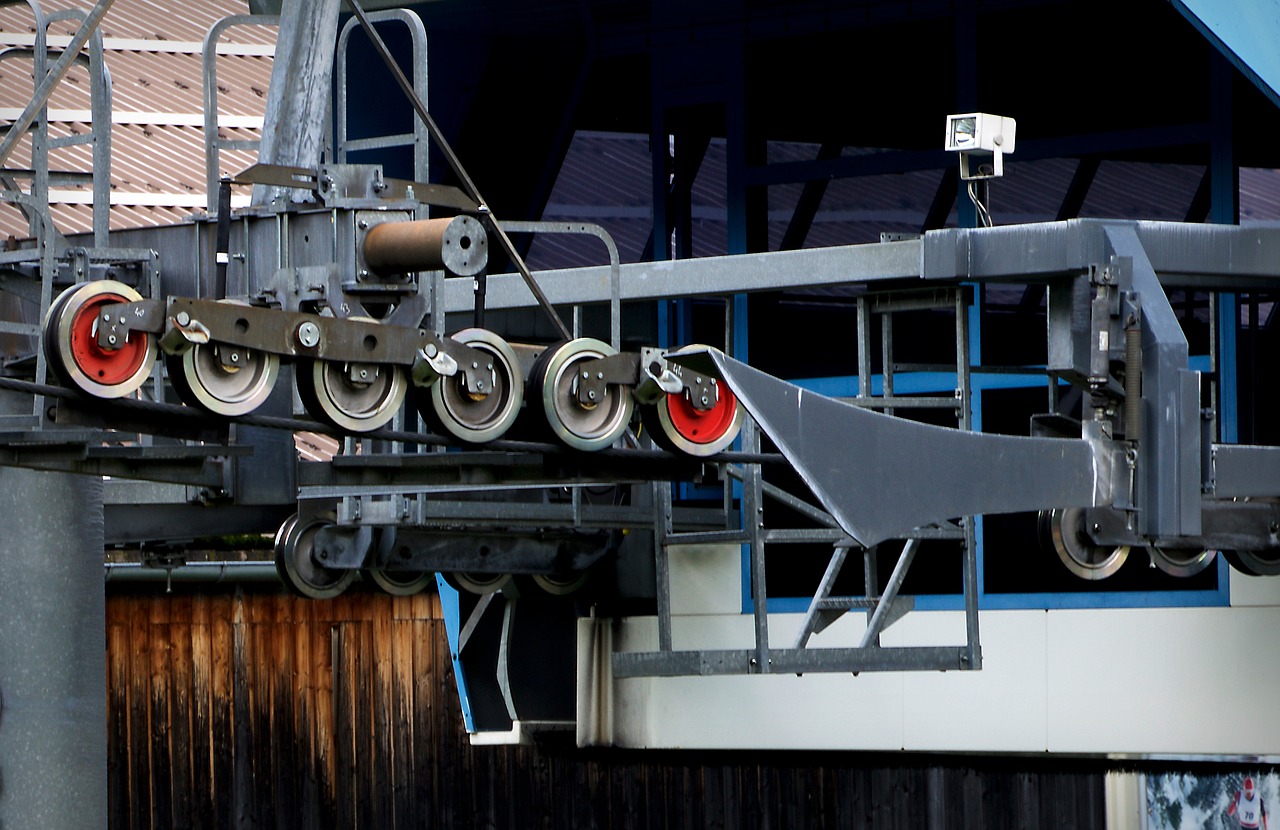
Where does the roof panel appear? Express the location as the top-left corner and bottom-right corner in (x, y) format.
(0, 0), (269, 240)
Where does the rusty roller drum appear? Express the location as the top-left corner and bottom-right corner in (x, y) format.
(361, 215), (488, 278)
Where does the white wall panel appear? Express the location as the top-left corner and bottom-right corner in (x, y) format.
(593, 545), (1280, 757)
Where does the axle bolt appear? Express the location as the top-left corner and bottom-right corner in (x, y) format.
(296, 321), (321, 349)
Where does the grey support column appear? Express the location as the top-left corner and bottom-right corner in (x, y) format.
(0, 468), (106, 830)
(252, 0), (342, 206)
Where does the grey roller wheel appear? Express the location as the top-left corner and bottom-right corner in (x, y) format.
(170, 300), (279, 416)
(298, 358), (407, 433)
(1148, 546), (1217, 578)
(173, 342), (279, 416)
(364, 528), (433, 595)
(1224, 549), (1280, 577)
(442, 571), (513, 595)
(536, 337), (634, 451)
(531, 571), (590, 596)
(1041, 508), (1129, 580)
(426, 328), (523, 444)
(275, 516), (355, 599)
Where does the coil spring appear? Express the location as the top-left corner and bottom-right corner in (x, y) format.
(1124, 324), (1141, 441)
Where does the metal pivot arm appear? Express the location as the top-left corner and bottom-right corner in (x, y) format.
(96, 297), (494, 394)
(571, 352), (641, 407)
(686, 349), (1103, 549)
(633, 349), (724, 410)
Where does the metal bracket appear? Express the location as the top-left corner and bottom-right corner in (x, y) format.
(311, 524), (375, 569)
(93, 298), (165, 349)
(437, 338), (501, 396)
(633, 347), (682, 404)
(632, 349), (719, 410)
(232, 162), (319, 192)
(261, 264), (334, 312)
(573, 352), (641, 407)
(410, 340), (458, 387)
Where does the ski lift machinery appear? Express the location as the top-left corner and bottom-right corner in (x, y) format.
(4, 4), (1280, 755)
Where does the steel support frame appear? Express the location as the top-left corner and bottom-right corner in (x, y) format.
(335, 9), (429, 192)
(616, 285), (982, 678)
(607, 222), (1280, 679)
(16, 177), (1280, 675)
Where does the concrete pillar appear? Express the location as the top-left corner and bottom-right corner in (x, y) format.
(0, 468), (106, 829)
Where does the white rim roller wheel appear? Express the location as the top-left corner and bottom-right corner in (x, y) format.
(535, 337), (634, 451)
(300, 359), (407, 432)
(426, 328), (523, 443)
(169, 300), (279, 416)
(1040, 508), (1129, 580)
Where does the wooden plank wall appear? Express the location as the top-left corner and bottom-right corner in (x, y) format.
(105, 586), (1107, 829)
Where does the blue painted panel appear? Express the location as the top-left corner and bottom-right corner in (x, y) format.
(435, 575), (476, 733)
(1172, 0), (1280, 109)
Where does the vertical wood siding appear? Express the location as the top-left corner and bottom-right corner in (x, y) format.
(105, 587), (1106, 829)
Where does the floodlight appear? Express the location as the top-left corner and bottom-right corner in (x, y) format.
(944, 112), (1016, 180)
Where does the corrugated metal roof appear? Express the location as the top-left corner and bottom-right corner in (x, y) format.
(0, 0), (271, 239)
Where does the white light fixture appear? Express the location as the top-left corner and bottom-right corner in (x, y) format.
(944, 112), (1016, 180)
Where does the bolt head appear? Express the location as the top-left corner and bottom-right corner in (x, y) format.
(296, 321), (321, 348)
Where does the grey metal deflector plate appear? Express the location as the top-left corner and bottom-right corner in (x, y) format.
(702, 350), (1099, 548)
